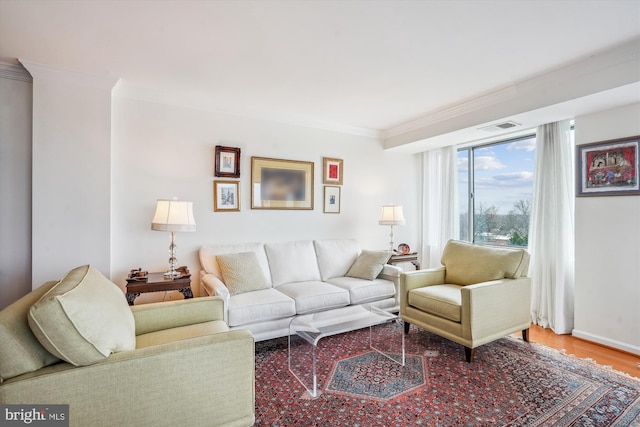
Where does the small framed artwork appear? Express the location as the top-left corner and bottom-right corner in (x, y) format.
(251, 157), (314, 210)
(577, 136), (639, 197)
(323, 157), (343, 185)
(214, 180), (240, 212)
(215, 145), (241, 178)
(323, 186), (341, 213)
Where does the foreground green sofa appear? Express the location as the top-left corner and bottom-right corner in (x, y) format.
(0, 265), (255, 427)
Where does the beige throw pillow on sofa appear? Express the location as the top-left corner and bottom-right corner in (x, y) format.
(346, 250), (392, 280)
(217, 252), (271, 296)
(28, 265), (136, 366)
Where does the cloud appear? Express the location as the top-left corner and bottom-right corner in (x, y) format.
(474, 155), (506, 170)
(476, 171), (534, 188)
(507, 139), (536, 152)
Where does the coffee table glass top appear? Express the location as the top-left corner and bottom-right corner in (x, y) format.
(288, 304), (404, 397)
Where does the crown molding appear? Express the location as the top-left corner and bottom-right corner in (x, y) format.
(0, 62), (32, 82)
(114, 82), (381, 139)
(383, 36), (640, 144)
(19, 59), (119, 91)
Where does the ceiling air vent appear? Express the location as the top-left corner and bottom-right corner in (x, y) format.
(479, 121), (521, 132)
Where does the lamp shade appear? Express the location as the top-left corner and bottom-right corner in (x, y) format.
(151, 199), (196, 232)
(378, 205), (406, 226)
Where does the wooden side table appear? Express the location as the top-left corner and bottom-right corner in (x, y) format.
(388, 252), (421, 270)
(125, 272), (193, 305)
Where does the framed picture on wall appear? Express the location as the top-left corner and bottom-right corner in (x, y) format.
(251, 157), (314, 209)
(323, 157), (343, 185)
(215, 145), (241, 178)
(214, 180), (240, 212)
(323, 186), (341, 213)
(577, 136), (639, 196)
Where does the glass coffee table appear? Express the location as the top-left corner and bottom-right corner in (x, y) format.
(288, 304), (405, 398)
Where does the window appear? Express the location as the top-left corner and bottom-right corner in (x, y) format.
(458, 135), (536, 247)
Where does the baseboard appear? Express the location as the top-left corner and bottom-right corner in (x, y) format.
(572, 329), (640, 356)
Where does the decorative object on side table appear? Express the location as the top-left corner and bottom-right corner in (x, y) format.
(214, 145), (241, 178)
(323, 157), (343, 185)
(388, 250), (420, 270)
(151, 198), (196, 277)
(214, 180), (240, 212)
(379, 205), (406, 251)
(251, 156), (314, 210)
(125, 267), (192, 305)
(576, 135), (639, 196)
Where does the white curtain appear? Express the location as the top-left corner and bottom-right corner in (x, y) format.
(529, 120), (575, 334)
(422, 146), (458, 268)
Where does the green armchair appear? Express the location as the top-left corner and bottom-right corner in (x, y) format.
(1, 265), (255, 427)
(401, 240), (531, 362)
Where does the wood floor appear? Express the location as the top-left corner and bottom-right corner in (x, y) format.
(519, 324), (640, 378)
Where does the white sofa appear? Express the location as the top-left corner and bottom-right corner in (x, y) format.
(199, 239), (401, 341)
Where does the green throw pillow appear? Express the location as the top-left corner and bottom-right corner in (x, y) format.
(216, 252), (271, 296)
(28, 265), (136, 366)
(346, 250), (392, 280)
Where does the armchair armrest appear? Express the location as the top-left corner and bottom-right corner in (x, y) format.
(400, 267), (447, 311)
(461, 277), (531, 341)
(131, 296), (224, 336)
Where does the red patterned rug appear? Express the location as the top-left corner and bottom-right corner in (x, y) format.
(254, 323), (640, 426)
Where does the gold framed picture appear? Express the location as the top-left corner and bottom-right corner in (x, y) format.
(323, 186), (341, 213)
(251, 157), (314, 210)
(214, 180), (240, 212)
(323, 157), (343, 185)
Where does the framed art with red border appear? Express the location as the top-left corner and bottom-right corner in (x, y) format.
(323, 157), (343, 185)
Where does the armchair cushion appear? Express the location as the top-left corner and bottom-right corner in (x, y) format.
(408, 284), (463, 322)
(28, 265), (136, 366)
(441, 240), (530, 286)
(346, 250), (392, 280)
(217, 252), (271, 296)
(0, 281), (61, 381)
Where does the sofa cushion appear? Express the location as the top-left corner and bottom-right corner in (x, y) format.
(217, 252), (271, 296)
(408, 284), (463, 322)
(441, 240), (530, 286)
(313, 239), (360, 281)
(346, 250), (392, 280)
(227, 288), (296, 327)
(276, 281), (350, 314)
(28, 265), (136, 366)
(199, 242), (272, 286)
(326, 276), (396, 305)
(265, 241), (321, 287)
(0, 281), (61, 382)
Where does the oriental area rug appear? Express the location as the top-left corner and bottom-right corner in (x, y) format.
(254, 324), (640, 426)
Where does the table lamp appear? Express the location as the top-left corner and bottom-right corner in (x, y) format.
(151, 198), (196, 277)
(379, 205), (406, 251)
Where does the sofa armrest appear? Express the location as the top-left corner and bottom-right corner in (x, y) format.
(131, 296), (224, 336)
(0, 330), (255, 427)
(461, 277), (532, 340)
(380, 264), (402, 278)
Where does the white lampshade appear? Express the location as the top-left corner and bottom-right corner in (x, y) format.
(378, 205), (406, 226)
(151, 199), (196, 232)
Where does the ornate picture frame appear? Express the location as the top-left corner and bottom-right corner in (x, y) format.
(323, 186), (341, 213)
(215, 145), (241, 178)
(214, 180), (240, 212)
(577, 136), (639, 197)
(323, 157), (343, 185)
(251, 157), (314, 210)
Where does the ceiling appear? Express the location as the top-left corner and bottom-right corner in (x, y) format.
(1, 0), (639, 150)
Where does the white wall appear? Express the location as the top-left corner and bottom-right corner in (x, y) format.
(21, 61), (118, 287)
(111, 95), (420, 297)
(574, 102), (640, 354)
(0, 64), (32, 309)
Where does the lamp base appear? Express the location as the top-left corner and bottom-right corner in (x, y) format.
(163, 270), (181, 278)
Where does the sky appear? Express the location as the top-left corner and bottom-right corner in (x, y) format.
(458, 136), (536, 215)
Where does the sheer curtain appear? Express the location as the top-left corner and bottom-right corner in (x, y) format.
(422, 146), (458, 268)
(529, 120), (575, 334)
